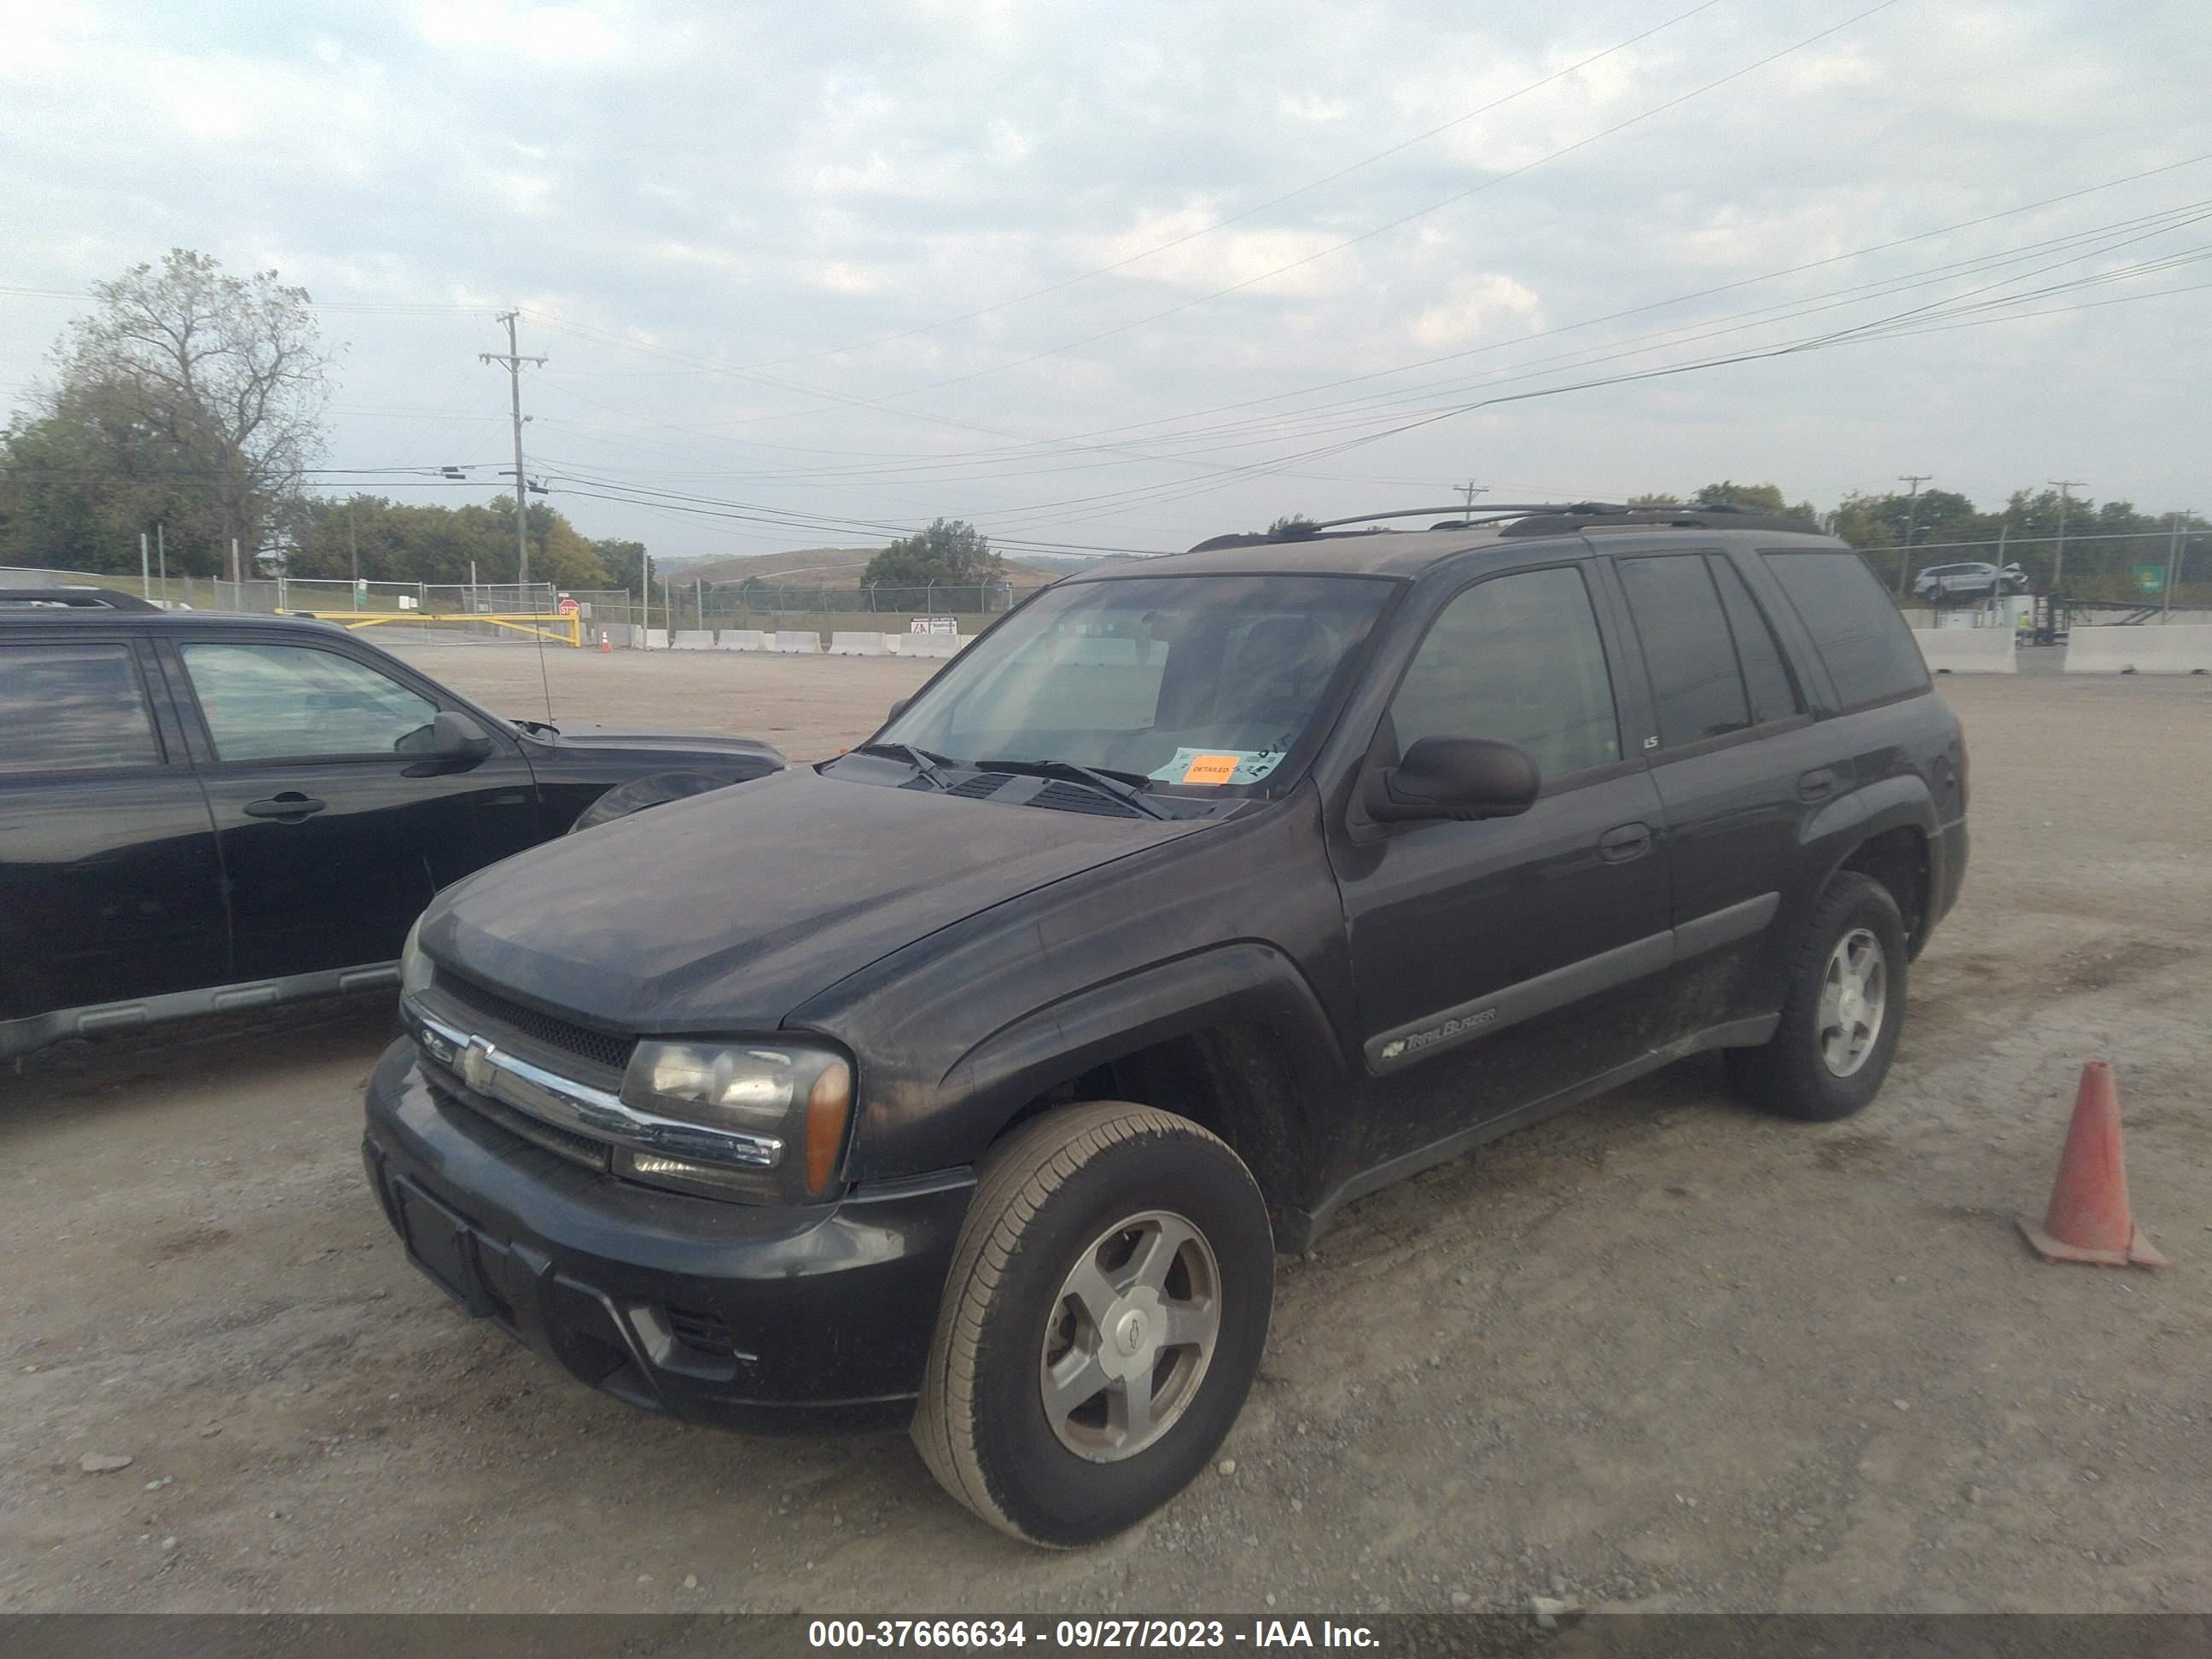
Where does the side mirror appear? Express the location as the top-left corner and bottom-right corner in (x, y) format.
(431, 709), (495, 765)
(888, 697), (911, 722)
(1364, 736), (1540, 824)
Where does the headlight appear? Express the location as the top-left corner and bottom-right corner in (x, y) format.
(617, 1040), (853, 1202)
(399, 918), (434, 1000)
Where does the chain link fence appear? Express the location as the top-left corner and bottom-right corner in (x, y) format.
(641, 579), (1046, 639)
(0, 565), (640, 645)
(1851, 527), (2210, 613)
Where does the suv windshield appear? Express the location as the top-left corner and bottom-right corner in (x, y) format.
(876, 573), (1394, 793)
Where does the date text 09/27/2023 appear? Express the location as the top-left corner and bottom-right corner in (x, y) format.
(806, 1619), (1381, 1650)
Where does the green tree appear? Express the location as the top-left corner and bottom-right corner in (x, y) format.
(1266, 514), (1318, 538)
(592, 537), (649, 591)
(282, 495), (610, 588)
(1691, 480), (1788, 514)
(863, 518), (1002, 588)
(30, 250), (333, 579)
(1624, 492), (1682, 508)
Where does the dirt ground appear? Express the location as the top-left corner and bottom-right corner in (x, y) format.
(3, 647), (2208, 1615)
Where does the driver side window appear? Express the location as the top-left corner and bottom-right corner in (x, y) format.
(1390, 566), (1621, 783)
(180, 643), (439, 762)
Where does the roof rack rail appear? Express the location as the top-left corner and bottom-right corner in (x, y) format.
(1188, 500), (1818, 552)
(0, 585), (164, 613)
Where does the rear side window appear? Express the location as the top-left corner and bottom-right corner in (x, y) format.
(1707, 556), (1802, 725)
(1762, 551), (1930, 709)
(1615, 555), (1751, 748)
(0, 643), (160, 775)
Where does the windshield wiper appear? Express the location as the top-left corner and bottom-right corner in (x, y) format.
(970, 757), (1169, 820)
(854, 741), (955, 790)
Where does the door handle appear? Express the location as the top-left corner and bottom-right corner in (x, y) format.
(1598, 822), (1652, 863)
(1796, 767), (1839, 802)
(243, 793), (327, 822)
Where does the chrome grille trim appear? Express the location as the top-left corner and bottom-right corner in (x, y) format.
(404, 1000), (783, 1171)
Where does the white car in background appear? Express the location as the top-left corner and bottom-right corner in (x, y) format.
(1912, 561), (2027, 602)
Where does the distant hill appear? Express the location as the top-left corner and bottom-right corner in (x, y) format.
(667, 545), (1067, 588)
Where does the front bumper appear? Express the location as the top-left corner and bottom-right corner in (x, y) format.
(362, 1039), (972, 1432)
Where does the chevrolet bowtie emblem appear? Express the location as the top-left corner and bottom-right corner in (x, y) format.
(461, 1038), (498, 1094)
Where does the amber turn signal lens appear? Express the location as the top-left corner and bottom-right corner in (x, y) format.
(805, 1060), (853, 1196)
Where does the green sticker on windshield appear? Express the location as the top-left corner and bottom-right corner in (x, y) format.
(1148, 747), (1284, 787)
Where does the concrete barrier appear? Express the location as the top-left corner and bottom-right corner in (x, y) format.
(828, 631), (891, 656)
(1913, 628), (2016, 674)
(772, 630), (823, 655)
(898, 632), (966, 659)
(642, 627), (669, 650)
(718, 630), (765, 652)
(671, 629), (714, 650)
(2065, 624), (2212, 674)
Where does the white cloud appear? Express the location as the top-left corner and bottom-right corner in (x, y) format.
(0, 0), (2205, 556)
(1412, 274), (1545, 347)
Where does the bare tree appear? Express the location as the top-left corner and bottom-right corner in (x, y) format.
(55, 249), (333, 579)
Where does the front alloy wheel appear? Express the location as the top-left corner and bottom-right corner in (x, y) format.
(913, 1103), (1273, 1547)
(1041, 1209), (1221, 1462)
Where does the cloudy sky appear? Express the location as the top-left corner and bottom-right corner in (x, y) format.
(3, 0), (2208, 561)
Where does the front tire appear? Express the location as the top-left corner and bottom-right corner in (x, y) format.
(1726, 871), (1908, 1121)
(912, 1102), (1273, 1546)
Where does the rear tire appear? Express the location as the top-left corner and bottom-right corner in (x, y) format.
(1726, 871), (1908, 1122)
(912, 1102), (1273, 1547)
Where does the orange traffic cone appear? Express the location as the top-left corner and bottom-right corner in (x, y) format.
(599, 628), (611, 654)
(2016, 1060), (2168, 1269)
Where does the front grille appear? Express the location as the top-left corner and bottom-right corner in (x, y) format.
(428, 1071), (611, 1172)
(439, 974), (637, 1074)
(1028, 780), (1140, 818)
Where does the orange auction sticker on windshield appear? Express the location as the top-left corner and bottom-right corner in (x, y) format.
(1181, 753), (1241, 785)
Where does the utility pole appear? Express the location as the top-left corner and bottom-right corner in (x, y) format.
(347, 496), (359, 608)
(1895, 474), (1931, 597)
(481, 312), (547, 599)
(2165, 510), (2190, 617)
(156, 521), (166, 602)
(2047, 479), (2085, 597)
(1458, 480), (1487, 515)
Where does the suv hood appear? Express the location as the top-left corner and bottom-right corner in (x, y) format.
(520, 720), (782, 760)
(422, 765), (1209, 1032)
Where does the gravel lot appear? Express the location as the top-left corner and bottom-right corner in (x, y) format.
(3, 647), (2207, 1614)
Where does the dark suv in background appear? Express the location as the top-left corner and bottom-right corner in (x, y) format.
(366, 504), (1968, 1545)
(1, 597), (781, 1057)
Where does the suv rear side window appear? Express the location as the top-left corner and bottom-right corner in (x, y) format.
(1762, 551), (1930, 709)
(1706, 556), (1802, 725)
(181, 643), (439, 761)
(0, 643), (160, 775)
(1615, 555), (1751, 748)
(1391, 565), (1621, 783)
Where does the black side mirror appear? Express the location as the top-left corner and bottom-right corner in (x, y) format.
(431, 709), (495, 765)
(888, 697), (911, 722)
(1364, 736), (1540, 824)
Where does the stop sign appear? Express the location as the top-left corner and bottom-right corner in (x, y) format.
(557, 597), (580, 616)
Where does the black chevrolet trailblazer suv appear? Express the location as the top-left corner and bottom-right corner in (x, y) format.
(367, 505), (1969, 1545)
(0, 594), (781, 1057)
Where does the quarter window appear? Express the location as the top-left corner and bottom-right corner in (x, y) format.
(1616, 555), (1753, 748)
(0, 643), (160, 775)
(1390, 566), (1621, 783)
(181, 643), (439, 762)
(1762, 550), (1930, 709)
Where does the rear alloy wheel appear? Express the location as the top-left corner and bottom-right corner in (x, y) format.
(913, 1102), (1273, 1546)
(1726, 871), (1909, 1121)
